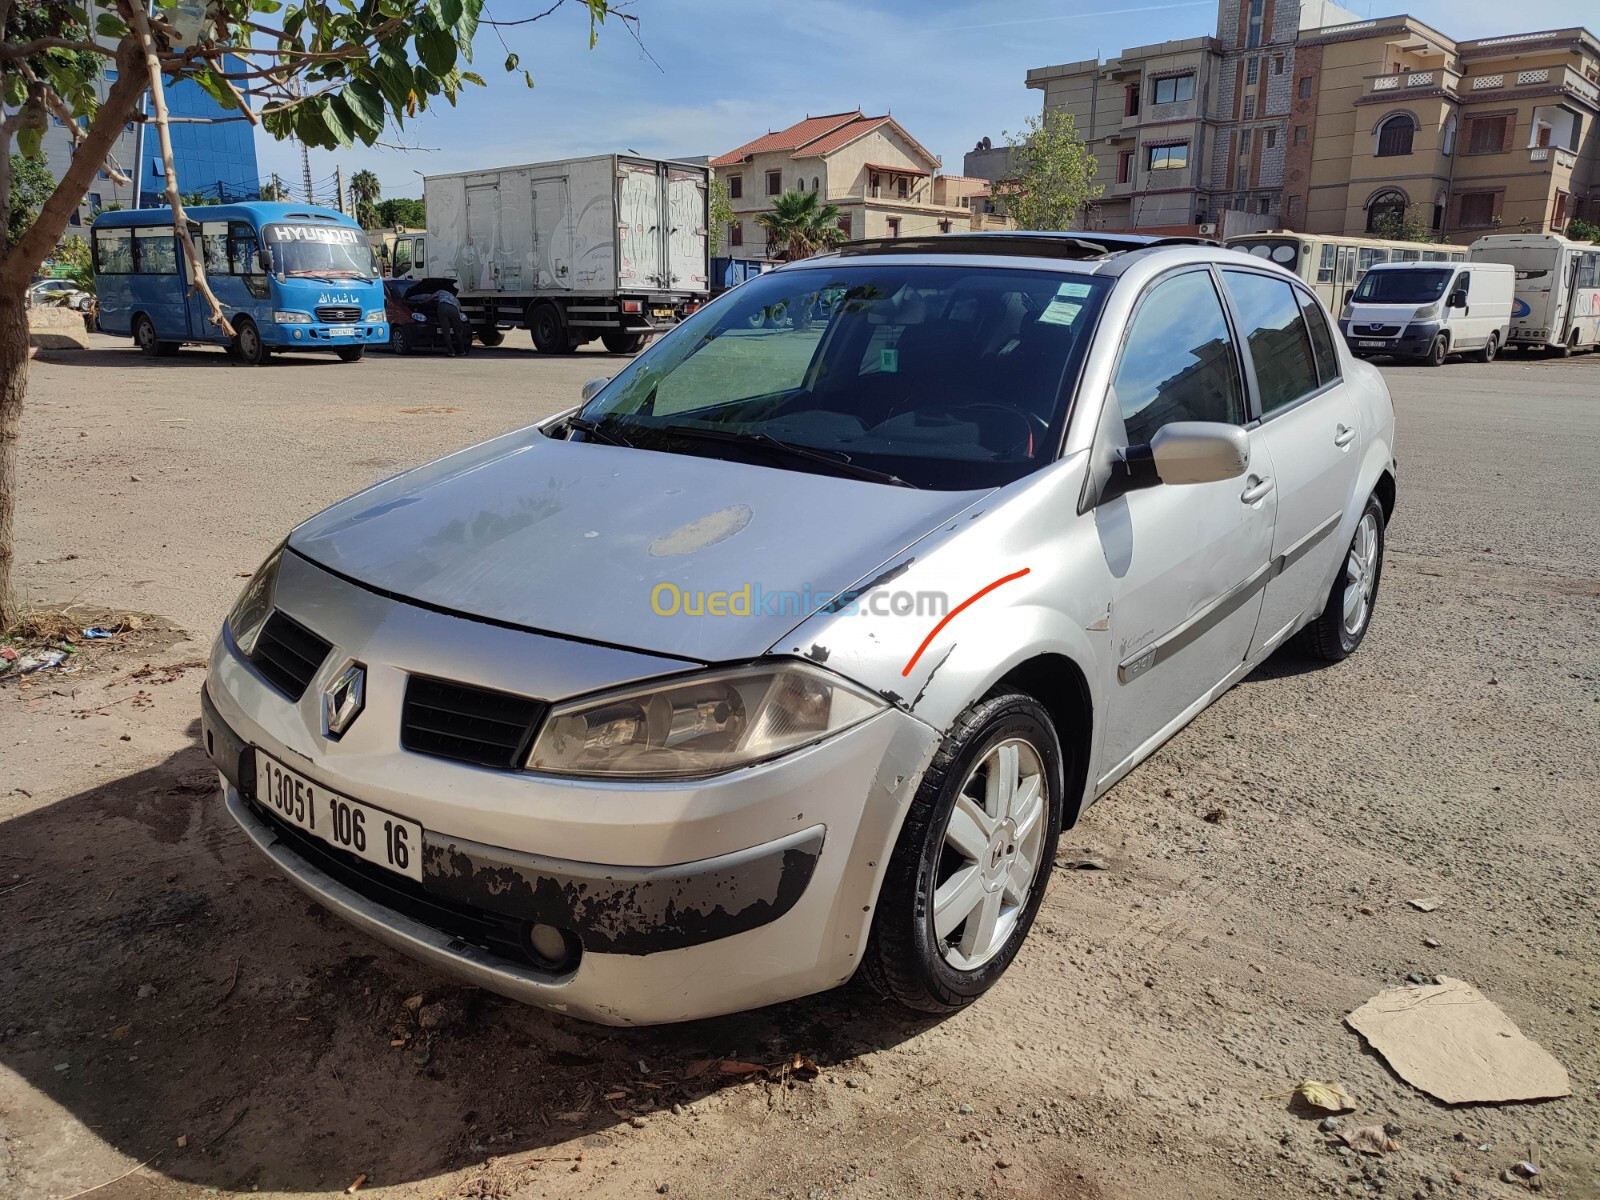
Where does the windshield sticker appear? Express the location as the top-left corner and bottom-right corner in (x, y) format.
(267, 225), (363, 244)
(1039, 298), (1084, 327)
(880, 347), (899, 373)
(1056, 282), (1093, 299)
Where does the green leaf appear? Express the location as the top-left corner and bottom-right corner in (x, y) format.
(438, 0), (463, 25)
(415, 26), (456, 76)
(457, 0), (482, 50)
(3, 74), (26, 109)
(342, 78), (386, 135)
(321, 93), (360, 146)
(460, 71), (485, 87)
(95, 12), (128, 38)
(18, 125), (44, 158)
(504, 52), (519, 72)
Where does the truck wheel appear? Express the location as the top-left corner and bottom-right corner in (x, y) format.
(1473, 332), (1498, 363)
(601, 330), (648, 354)
(336, 346), (365, 363)
(475, 325), (505, 347)
(529, 303), (572, 354)
(232, 318), (270, 366)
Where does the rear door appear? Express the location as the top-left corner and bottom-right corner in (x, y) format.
(665, 166), (708, 295)
(617, 158), (664, 292)
(1218, 268), (1363, 657)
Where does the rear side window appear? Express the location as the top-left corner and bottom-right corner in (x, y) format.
(1297, 290), (1342, 386)
(93, 228), (132, 274)
(1113, 269), (1245, 445)
(1220, 269), (1320, 415)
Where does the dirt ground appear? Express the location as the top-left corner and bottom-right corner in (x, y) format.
(2, 335), (1597, 1200)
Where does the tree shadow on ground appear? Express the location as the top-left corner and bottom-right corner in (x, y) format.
(0, 726), (939, 1193)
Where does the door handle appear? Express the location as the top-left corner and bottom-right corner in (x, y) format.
(1241, 476), (1275, 504)
(1334, 424), (1357, 447)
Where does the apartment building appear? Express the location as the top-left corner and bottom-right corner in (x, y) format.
(1281, 19), (1600, 240)
(1024, 0), (1356, 230)
(710, 110), (993, 255)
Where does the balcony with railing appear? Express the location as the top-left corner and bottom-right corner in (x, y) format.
(1367, 66), (1462, 97)
(1465, 64), (1600, 105)
(1528, 146), (1579, 170)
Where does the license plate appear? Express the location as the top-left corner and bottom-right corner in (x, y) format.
(651, 307), (674, 319)
(254, 752), (422, 882)
(1357, 340), (1387, 348)
(329, 326), (355, 336)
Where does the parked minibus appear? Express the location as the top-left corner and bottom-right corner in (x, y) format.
(1226, 231), (1466, 312)
(1468, 233), (1600, 356)
(92, 202), (387, 364)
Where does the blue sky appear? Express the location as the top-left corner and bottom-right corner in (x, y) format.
(255, 0), (1600, 202)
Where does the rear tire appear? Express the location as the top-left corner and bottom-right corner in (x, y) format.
(529, 303), (572, 354)
(863, 691), (1064, 1016)
(336, 346), (365, 363)
(601, 330), (648, 354)
(1547, 334), (1572, 358)
(475, 325), (505, 347)
(1424, 335), (1448, 367)
(232, 318), (269, 366)
(134, 314), (161, 358)
(1474, 332), (1498, 363)
(1297, 495), (1385, 663)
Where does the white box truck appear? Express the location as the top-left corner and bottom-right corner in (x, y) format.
(1469, 233), (1600, 356)
(414, 154), (709, 354)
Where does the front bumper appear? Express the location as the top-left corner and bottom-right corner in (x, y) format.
(265, 321), (389, 348)
(202, 554), (939, 1024)
(1340, 319), (1440, 359)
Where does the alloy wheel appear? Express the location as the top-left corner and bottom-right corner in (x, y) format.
(933, 738), (1048, 971)
(1343, 511), (1380, 638)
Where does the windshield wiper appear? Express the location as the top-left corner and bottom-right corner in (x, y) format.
(657, 424), (916, 488)
(565, 414), (633, 447)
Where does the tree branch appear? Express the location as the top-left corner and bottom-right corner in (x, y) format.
(0, 36), (115, 60)
(127, 3), (235, 338)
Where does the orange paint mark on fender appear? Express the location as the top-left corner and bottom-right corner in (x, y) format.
(901, 568), (1032, 678)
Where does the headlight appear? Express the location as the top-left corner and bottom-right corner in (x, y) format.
(226, 545), (283, 656)
(1413, 303), (1441, 321)
(526, 661), (887, 779)
(273, 311), (312, 324)
(364, 309), (386, 322)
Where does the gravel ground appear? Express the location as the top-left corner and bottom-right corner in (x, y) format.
(1, 335), (1596, 1200)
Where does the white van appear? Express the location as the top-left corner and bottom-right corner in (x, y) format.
(1469, 233), (1600, 356)
(1337, 261), (1515, 366)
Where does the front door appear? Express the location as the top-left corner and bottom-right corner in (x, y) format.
(530, 176), (572, 289)
(1218, 269), (1364, 657)
(1096, 267), (1277, 783)
(190, 219), (263, 342)
(465, 182), (501, 292)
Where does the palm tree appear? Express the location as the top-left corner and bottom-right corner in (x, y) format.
(348, 169), (381, 229)
(755, 189), (848, 262)
(258, 174), (288, 202)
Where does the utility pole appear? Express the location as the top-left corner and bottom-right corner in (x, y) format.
(335, 165), (346, 214)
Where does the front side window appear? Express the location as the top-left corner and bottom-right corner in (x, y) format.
(228, 221), (261, 275)
(262, 223), (378, 279)
(577, 265), (1113, 490)
(1153, 74), (1195, 104)
(1220, 269), (1319, 415)
(1114, 270), (1244, 445)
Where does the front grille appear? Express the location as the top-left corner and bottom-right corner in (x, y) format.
(1362, 325), (1403, 337)
(401, 675), (547, 770)
(247, 797), (537, 967)
(316, 305), (361, 324)
(250, 611), (332, 701)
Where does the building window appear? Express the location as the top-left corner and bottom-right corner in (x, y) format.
(1247, 57), (1260, 85)
(766, 170), (781, 196)
(1553, 190), (1570, 229)
(1118, 150), (1134, 183)
(1298, 76), (1313, 99)
(897, 176), (908, 199)
(1366, 188), (1409, 232)
(812, 176), (820, 193)
(728, 175), (742, 199)
(1239, 129), (1254, 155)
(1273, 54), (1285, 75)
(1294, 124), (1308, 145)
(938, 219), (952, 233)
(1376, 113), (1416, 157)
(1458, 191), (1497, 226)
(1147, 143), (1190, 171)
(838, 214), (852, 238)
(88, 192), (103, 213)
(1243, 96), (1256, 119)
(1125, 83), (1141, 116)
(729, 221), (742, 247)
(887, 217), (901, 238)
(1247, 0), (1265, 48)
(869, 171), (881, 197)
(105, 68), (118, 81)
(1153, 74), (1195, 104)
(1441, 113), (1457, 156)
(1265, 128), (1277, 149)
(1466, 115), (1509, 154)
(1256, 197), (1270, 215)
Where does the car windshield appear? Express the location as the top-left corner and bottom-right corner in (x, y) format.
(576, 264), (1112, 490)
(1355, 268), (1453, 304)
(263, 223), (379, 280)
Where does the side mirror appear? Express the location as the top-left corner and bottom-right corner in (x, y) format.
(580, 377), (610, 403)
(1447, 291), (1467, 309)
(256, 248), (272, 274)
(1117, 422), (1251, 491)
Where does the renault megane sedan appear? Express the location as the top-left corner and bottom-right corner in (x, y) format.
(202, 232), (1396, 1025)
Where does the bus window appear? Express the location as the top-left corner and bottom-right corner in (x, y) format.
(1578, 253), (1600, 289)
(94, 228), (132, 274)
(228, 222), (261, 275)
(1318, 244), (1336, 284)
(199, 221), (230, 275)
(1396, 249), (1421, 262)
(134, 227), (177, 275)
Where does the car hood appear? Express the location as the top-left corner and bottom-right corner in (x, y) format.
(289, 428), (989, 663)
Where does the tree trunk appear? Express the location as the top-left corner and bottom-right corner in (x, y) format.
(0, 288), (27, 627)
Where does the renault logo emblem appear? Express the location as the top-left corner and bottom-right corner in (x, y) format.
(322, 661), (366, 739)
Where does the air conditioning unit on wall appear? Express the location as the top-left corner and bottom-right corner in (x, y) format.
(1198, 222), (1218, 235)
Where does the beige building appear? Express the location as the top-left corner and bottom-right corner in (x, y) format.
(1282, 19), (1600, 240)
(710, 111), (1002, 255)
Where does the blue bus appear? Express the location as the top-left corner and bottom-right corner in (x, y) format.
(91, 202), (387, 364)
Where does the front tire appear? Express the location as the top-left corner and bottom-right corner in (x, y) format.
(1474, 332), (1498, 364)
(529, 303), (572, 354)
(336, 345), (365, 363)
(864, 691), (1064, 1015)
(1297, 495), (1385, 663)
(232, 318), (269, 366)
(1424, 335), (1448, 367)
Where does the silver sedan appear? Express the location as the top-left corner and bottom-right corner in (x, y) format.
(203, 232), (1395, 1024)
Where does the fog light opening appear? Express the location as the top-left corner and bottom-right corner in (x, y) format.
(528, 923), (580, 971)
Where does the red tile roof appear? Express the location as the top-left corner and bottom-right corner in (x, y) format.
(794, 117), (892, 158)
(709, 110), (866, 167)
